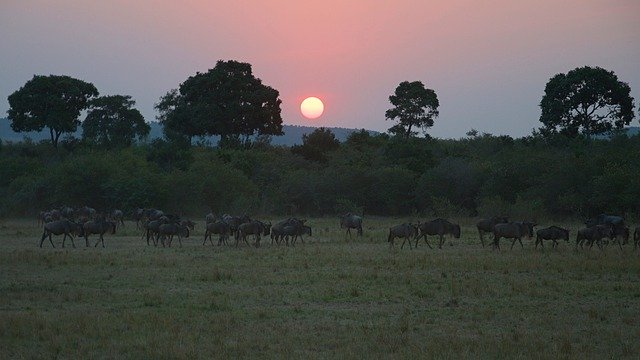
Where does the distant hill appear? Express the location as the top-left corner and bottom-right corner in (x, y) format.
(0, 118), (379, 146)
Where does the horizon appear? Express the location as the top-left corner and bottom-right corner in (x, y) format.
(1, 1), (639, 139)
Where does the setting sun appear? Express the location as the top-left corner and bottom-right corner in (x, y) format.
(300, 97), (324, 119)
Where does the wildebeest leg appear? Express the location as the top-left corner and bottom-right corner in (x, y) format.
(510, 238), (517, 250)
(518, 238), (524, 248)
(67, 233), (76, 248)
(177, 235), (182, 247)
(84, 235), (90, 247)
(39, 230), (50, 248)
(422, 235), (433, 249)
(438, 234), (445, 249)
(479, 230), (485, 247)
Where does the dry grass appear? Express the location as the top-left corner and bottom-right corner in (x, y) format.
(1, 217), (639, 359)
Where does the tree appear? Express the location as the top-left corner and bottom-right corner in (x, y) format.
(539, 66), (635, 138)
(291, 127), (340, 162)
(156, 60), (283, 146)
(82, 95), (150, 148)
(385, 81), (439, 138)
(7, 75), (98, 147)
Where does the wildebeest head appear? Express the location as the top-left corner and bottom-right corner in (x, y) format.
(452, 224), (461, 239)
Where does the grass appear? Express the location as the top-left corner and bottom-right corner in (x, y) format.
(1, 217), (640, 359)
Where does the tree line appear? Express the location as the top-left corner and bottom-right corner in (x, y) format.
(1, 61), (638, 219)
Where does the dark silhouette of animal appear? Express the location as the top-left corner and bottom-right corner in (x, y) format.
(203, 221), (231, 246)
(133, 208), (145, 229)
(39, 220), (82, 248)
(60, 206), (75, 219)
(611, 226), (630, 248)
(282, 224), (312, 246)
(157, 222), (190, 247)
(492, 222), (531, 250)
(388, 223), (418, 249)
(476, 216), (508, 247)
(340, 213), (363, 237)
(77, 206), (96, 220)
(585, 214), (624, 228)
(145, 208), (165, 221)
(415, 218), (461, 249)
(223, 214), (252, 239)
(180, 219), (196, 231)
(50, 209), (62, 221)
(271, 218), (305, 245)
(111, 209), (125, 228)
(205, 212), (218, 224)
(143, 219), (168, 246)
(535, 226), (569, 249)
(576, 225), (613, 250)
(82, 219), (117, 248)
(237, 220), (271, 247)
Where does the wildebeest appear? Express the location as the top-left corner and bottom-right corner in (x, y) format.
(145, 208), (165, 221)
(82, 219), (117, 248)
(492, 222), (532, 250)
(223, 214), (252, 239)
(77, 206), (96, 220)
(60, 206), (75, 219)
(414, 218), (461, 249)
(205, 212), (218, 224)
(271, 218), (305, 246)
(142, 218), (168, 246)
(535, 226), (570, 249)
(388, 223), (418, 249)
(157, 222), (190, 247)
(282, 224), (312, 246)
(39, 219), (82, 248)
(203, 220), (231, 246)
(111, 209), (125, 229)
(576, 225), (614, 250)
(133, 208), (146, 229)
(585, 214), (624, 228)
(340, 213), (363, 237)
(476, 216), (508, 247)
(237, 220), (271, 247)
(180, 219), (196, 231)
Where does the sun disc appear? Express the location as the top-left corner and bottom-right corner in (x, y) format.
(301, 97), (324, 119)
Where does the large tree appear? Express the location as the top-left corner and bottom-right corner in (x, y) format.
(82, 95), (150, 148)
(291, 127), (341, 162)
(7, 75), (99, 147)
(539, 66), (635, 138)
(156, 60), (283, 145)
(385, 81), (439, 138)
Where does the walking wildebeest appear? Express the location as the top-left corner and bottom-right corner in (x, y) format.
(111, 209), (125, 229)
(205, 212), (218, 224)
(133, 208), (146, 229)
(237, 220), (271, 247)
(388, 223), (419, 249)
(39, 220), (82, 248)
(476, 216), (508, 247)
(282, 224), (312, 246)
(157, 222), (190, 247)
(492, 222), (531, 250)
(82, 219), (117, 248)
(576, 225), (614, 250)
(271, 218), (305, 246)
(414, 218), (461, 249)
(535, 226), (570, 249)
(142, 218), (168, 246)
(340, 213), (363, 237)
(223, 214), (252, 239)
(203, 220), (231, 246)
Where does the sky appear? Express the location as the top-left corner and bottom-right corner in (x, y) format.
(1, 0), (639, 138)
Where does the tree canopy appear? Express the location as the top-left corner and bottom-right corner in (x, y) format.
(385, 81), (439, 138)
(539, 66), (635, 138)
(291, 127), (341, 162)
(7, 75), (99, 147)
(82, 95), (150, 148)
(156, 60), (283, 146)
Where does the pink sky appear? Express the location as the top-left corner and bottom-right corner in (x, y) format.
(1, 0), (639, 137)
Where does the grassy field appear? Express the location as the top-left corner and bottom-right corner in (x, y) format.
(1, 217), (639, 359)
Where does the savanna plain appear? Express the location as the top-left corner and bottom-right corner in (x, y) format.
(1, 217), (639, 359)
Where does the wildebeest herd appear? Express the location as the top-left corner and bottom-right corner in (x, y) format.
(35, 207), (639, 252)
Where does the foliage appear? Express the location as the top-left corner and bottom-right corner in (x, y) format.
(385, 81), (439, 138)
(291, 127), (341, 162)
(156, 60), (283, 145)
(7, 75), (99, 147)
(539, 66), (635, 137)
(82, 95), (150, 148)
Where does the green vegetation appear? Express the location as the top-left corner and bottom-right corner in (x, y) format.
(2, 131), (640, 220)
(1, 218), (639, 358)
